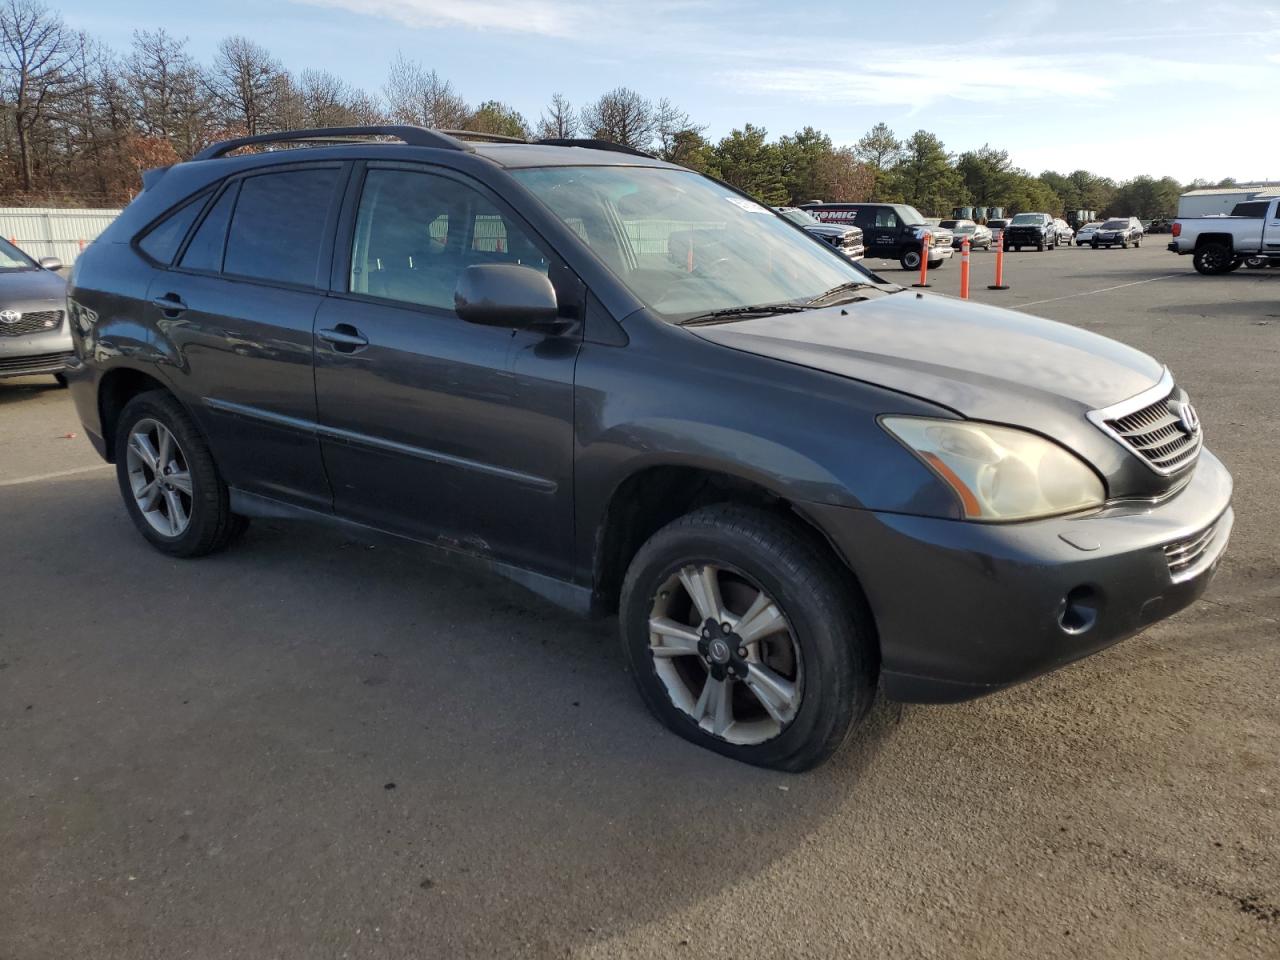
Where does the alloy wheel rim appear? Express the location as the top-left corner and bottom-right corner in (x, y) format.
(125, 418), (193, 537)
(647, 563), (803, 745)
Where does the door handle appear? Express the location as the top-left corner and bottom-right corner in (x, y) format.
(151, 294), (187, 315)
(318, 324), (369, 353)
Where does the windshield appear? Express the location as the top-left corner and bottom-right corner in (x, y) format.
(0, 237), (37, 270)
(1102, 219), (1127, 229)
(1010, 213), (1044, 225)
(778, 208), (819, 226)
(897, 205), (926, 226)
(512, 166), (889, 321)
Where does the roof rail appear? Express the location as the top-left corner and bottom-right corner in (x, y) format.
(535, 138), (657, 159)
(193, 125), (472, 161)
(436, 129), (527, 145)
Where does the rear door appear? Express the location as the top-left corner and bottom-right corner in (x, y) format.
(1267, 200), (1280, 253)
(147, 163), (344, 510)
(312, 162), (582, 578)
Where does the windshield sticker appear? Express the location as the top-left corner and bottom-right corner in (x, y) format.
(726, 196), (769, 214)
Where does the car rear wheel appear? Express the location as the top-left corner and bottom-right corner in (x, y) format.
(1193, 244), (1235, 275)
(900, 249), (922, 271)
(53, 373), (68, 387)
(619, 505), (876, 771)
(114, 391), (248, 557)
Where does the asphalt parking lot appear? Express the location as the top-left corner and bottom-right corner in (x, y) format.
(2, 244), (1277, 959)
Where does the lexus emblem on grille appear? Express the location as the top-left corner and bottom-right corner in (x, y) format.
(0, 309), (21, 324)
(1170, 399), (1200, 435)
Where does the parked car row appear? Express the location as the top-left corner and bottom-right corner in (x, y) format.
(775, 207), (865, 261)
(800, 202), (954, 271)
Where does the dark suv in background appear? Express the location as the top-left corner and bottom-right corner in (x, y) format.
(1003, 212), (1058, 251)
(66, 127), (1233, 771)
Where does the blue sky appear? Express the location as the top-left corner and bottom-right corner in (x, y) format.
(57, 0), (1280, 183)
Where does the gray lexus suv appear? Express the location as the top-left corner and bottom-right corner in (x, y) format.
(64, 127), (1233, 770)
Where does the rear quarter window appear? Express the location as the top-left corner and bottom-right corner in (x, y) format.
(136, 192), (210, 265)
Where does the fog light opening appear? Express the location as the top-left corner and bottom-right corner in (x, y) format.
(1060, 586), (1099, 635)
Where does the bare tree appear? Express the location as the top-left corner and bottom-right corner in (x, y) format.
(0, 0), (81, 190)
(579, 87), (655, 150)
(206, 35), (282, 136)
(294, 68), (380, 128)
(535, 92), (577, 139)
(653, 97), (699, 158)
(383, 53), (469, 129)
(126, 29), (211, 157)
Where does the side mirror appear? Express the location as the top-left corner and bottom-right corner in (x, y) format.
(454, 263), (559, 328)
(38, 256), (63, 271)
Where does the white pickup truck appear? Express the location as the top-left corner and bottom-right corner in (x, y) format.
(1169, 197), (1280, 274)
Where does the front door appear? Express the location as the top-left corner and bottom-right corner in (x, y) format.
(313, 163), (581, 578)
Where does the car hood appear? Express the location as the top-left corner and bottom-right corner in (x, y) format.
(0, 268), (66, 304)
(688, 292), (1163, 428)
(805, 223), (861, 240)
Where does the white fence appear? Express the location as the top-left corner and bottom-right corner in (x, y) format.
(0, 207), (122, 265)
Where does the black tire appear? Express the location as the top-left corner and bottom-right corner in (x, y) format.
(1134, 237), (1141, 248)
(927, 258), (944, 270)
(1192, 244), (1235, 275)
(1121, 240), (1128, 249)
(53, 372), (68, 387)
(900, 249), (921, 271)
(619, 505), (876, 772)
(1014, 245), (1022, 252)
(1226, 257), (1244, 273)
(1244, 256), (1266, 269)
(113, 390), (248, 557)
(1036, 240), (1045, 251)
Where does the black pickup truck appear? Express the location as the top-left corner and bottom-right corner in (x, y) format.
(1002, 212), (1058, 252)
(800, 202), (953, 271)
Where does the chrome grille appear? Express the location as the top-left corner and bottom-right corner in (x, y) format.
(1089, 371), (1202, 476)
(1163, 514), (1226, 582)
(0, 309), (62, 337)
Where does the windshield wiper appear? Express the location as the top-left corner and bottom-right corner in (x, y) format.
(805, 280), (878, 307)
(677, 302), (812, 326)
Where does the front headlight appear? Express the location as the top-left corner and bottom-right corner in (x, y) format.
(881, 417), (1106, 521)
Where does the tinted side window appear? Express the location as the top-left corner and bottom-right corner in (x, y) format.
(874, 208), (899, 229)
(223, 168), (339, 287)
(138, 192), (208, 264)
(179, 184), (237, 273)
(1231, 201), (1269, 218)
(349, 168), (549, 310)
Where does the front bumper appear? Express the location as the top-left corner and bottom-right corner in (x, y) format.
(839, 243), (866, 261)
(806, 448), (1233, 703)
(0, 326), (74, 379)
(929, 245), (953, 260)
(1003, 231), (1049, 247)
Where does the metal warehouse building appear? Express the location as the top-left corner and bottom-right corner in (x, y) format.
(0, 207), (122, 265)
(1177, 184), (1280, 218)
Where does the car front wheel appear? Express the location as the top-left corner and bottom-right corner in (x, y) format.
(114, 391), (248, 557)
(619, 505), (876, 771)
(900, 249), (922, 271)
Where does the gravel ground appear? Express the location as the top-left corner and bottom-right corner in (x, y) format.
(1, 244), (1277, 959)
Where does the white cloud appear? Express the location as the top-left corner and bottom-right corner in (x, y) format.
(296, 0), (592, 36)
(719, 57), (1117, 110)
